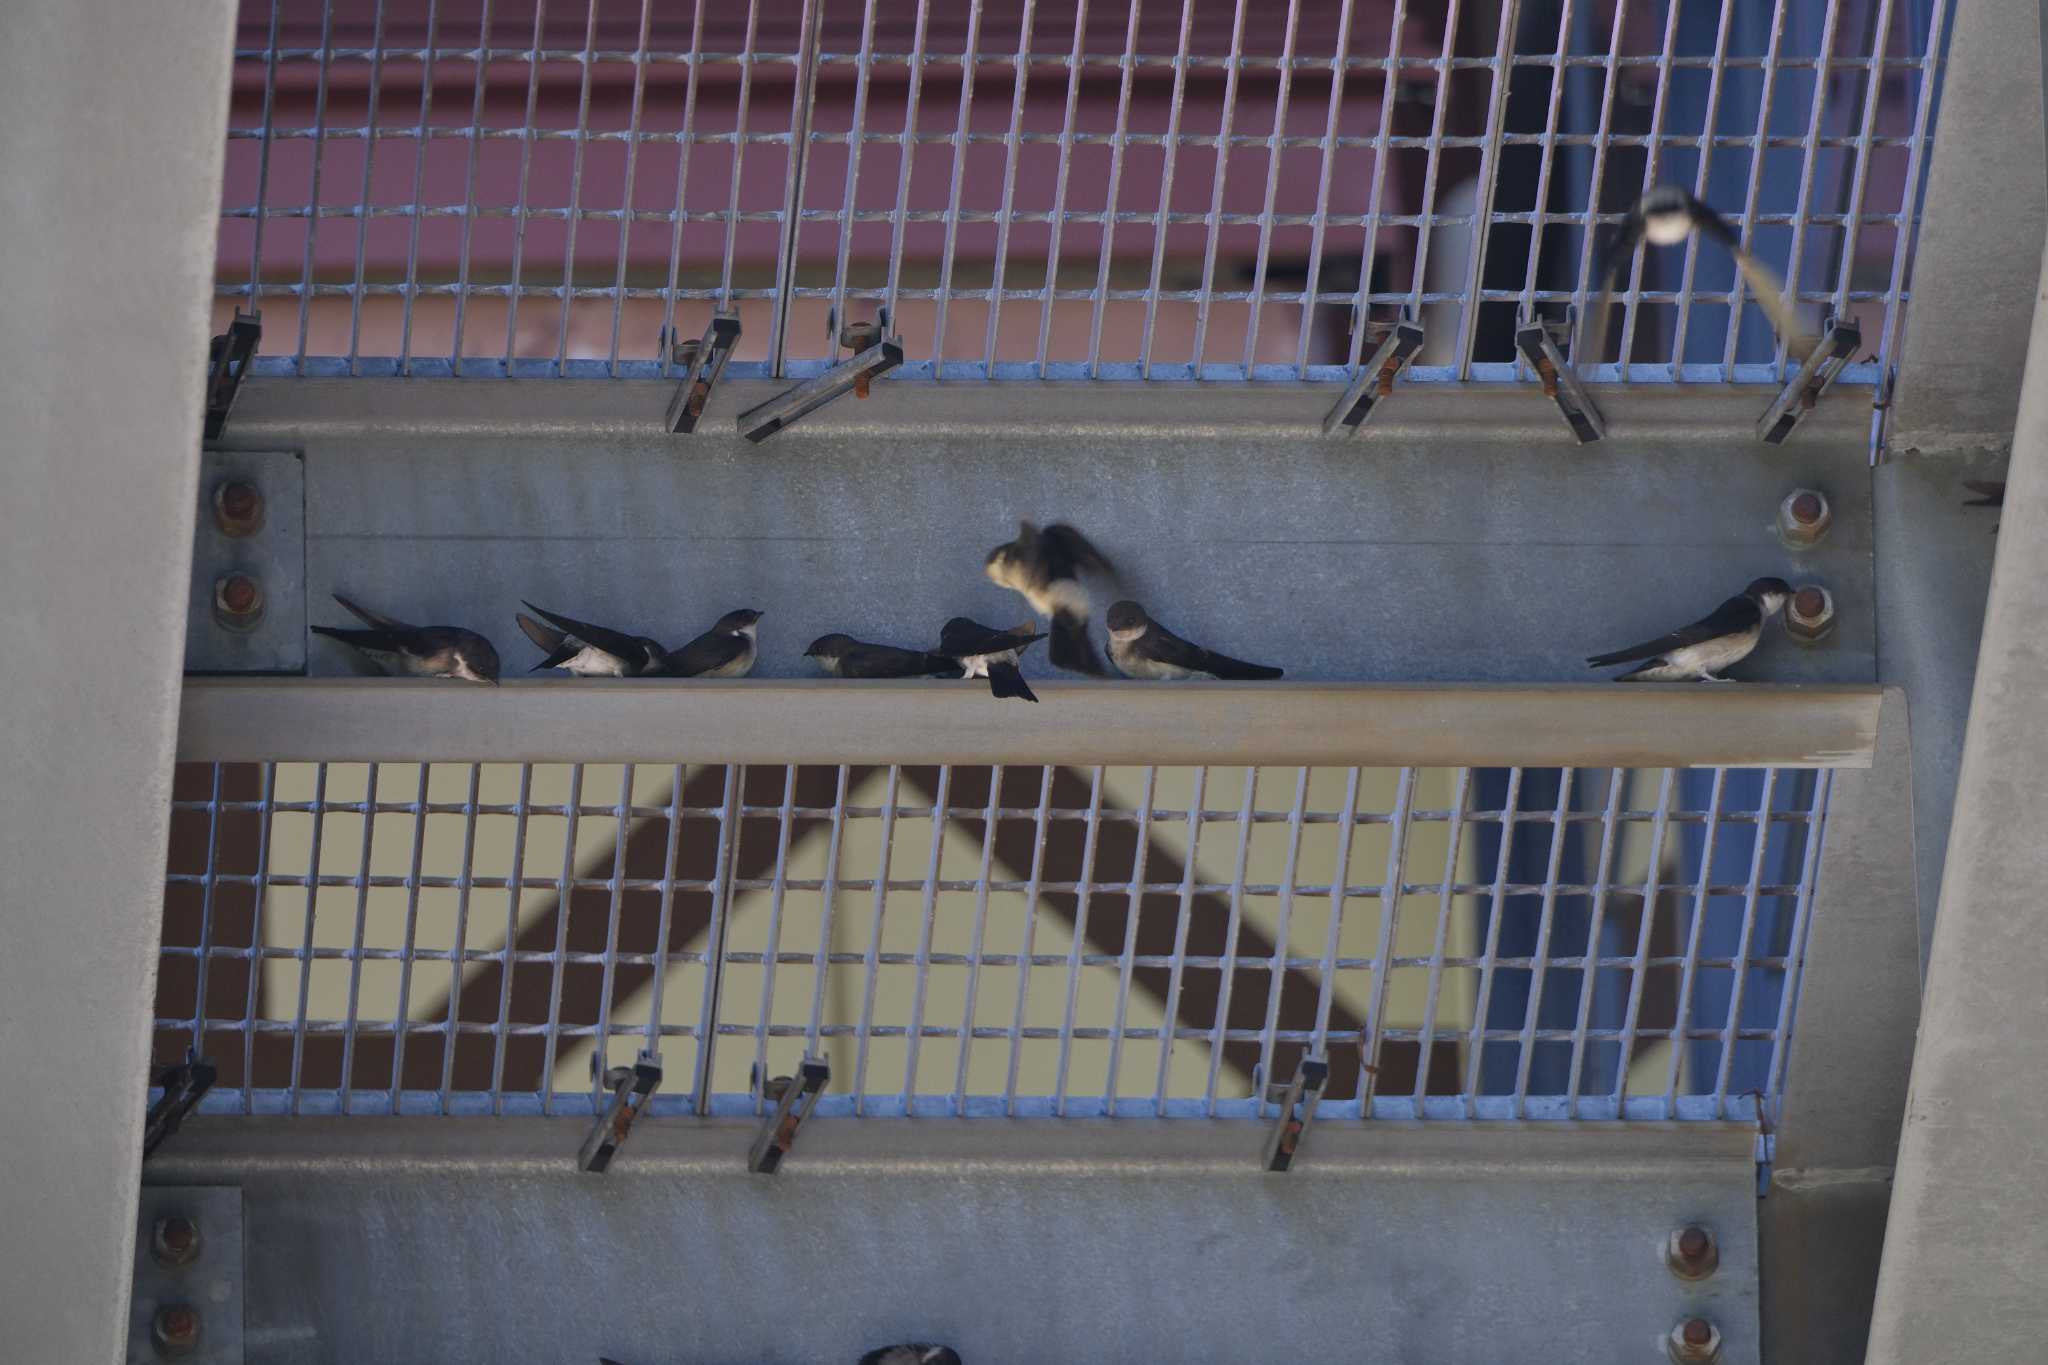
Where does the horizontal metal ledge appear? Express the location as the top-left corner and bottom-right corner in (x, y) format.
(214, 376), (1878, 446)
(143, 1114), (1758, 1181)
(177, 678), (1881, 768)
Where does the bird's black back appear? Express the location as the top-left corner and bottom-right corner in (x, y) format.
(940, 618), (1044, 658)
(840, 643), (965, 679)
(657, 628), (749, 678)
(1585, 593), (1762, 667)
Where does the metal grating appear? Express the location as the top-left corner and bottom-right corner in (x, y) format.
(215, 0), (1951, 385)
(157, 759), (1832, 1120)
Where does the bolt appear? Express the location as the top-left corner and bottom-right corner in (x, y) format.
(1786, 584), (1836, 643)
(1666, 1316), (1722, 1363)
(212, 572), (265, 631)
(152, 1305), (201, 1357)
(150, 1215), (201, 1268)
(212, 480), (265, 538)
(838, 321), (880, 352)
(1776, 488), (1832, 549)
(1665, 1224), (1719, 1280)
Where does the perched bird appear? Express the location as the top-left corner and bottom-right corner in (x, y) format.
(516, 601), (666, 677)
(805, 633), (963, 679)
(1586, 577), (1792, 682)
(1580, 186), (1810, 368)
(984, 521), (1116, 676)
(311, 593), (500, 684)
(858, 1347), (962, 1365)
(938, 617), (1045, 702)
(652, 608), (763, 678)
(1104, 600), (1284, 681)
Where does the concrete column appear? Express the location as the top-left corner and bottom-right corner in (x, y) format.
(0, 1), (236, 1359)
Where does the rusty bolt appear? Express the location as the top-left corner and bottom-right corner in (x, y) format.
(212, 480), (265, 538)
(212, 572), (264, 631)
(152, 1305), (201, 1357)
(1666, 1316), (1722, 1363)
(1786, 584), (1836, 644)
(838, 320), (880, 352)
(1776, 488), (1832, 549)
(150, 1215), (201, 1268)
(1665, 1224), (1719, 1280)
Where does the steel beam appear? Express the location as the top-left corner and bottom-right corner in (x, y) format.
(178, 678), (1883, 769)
(146, 1118), (1761, 1365)
(0, 1), (237, 1360)
(1864, 236), (2048, 1361)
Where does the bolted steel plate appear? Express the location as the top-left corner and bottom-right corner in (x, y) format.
(186, 450), (304, 674)
(129, 1185), (243, 1365)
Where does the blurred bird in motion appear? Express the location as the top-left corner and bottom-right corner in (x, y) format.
(984, 521), (1116, 676)
(1586, 577), (1791, 682)
(939, 618), (1045, 702)
(805, 633), (964, 679)
(1580, 187), (1811, 370)
(1105, 600), (1284, 680)
(858, 1346), (963, 1365)
(311, 593), (501, 684)
(517, 601), (668, 676)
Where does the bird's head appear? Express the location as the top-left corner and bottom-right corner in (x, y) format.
(452, 633), (502, 685)
(1744, 576), (1792, 617)
(1104, 600), (1151, 641)
(716, 608), (763, 637)
(804, 633), (854, 660)
(1638, 185), (1698, 245)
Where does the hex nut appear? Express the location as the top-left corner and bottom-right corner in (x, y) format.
(1777, 488), (1831, 549)
(1667, 1316), (1722, 1363)
(1786, 585), (1836, 643)
(212, 573), (264, 631)
(152, 1304), (201, 1358)
(150, 1215), (201, 1268)
(212, 480), (265, 538)
(1666, 1225), (1719, 1280)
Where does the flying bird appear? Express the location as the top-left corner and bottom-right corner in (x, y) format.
(311, 593), (500, 684)
(1586, 577), (1791, 682)
(805, 633), (964, 679)
(516, 601), (667, 677)
(652, 608), (763, 678)
(1104, 600), (1284, 681)
(1580, 186), (1810, 369)
(858, 1347), (962, 1365)
(984, 521), (1116, 676)
(938, 617), (1045, 702)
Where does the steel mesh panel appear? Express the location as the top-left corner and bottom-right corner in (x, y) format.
(156, 759), (1832, 1120)
(214, 0), (1951, 384)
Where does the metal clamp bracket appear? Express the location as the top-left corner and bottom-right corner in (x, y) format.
(664, 311), (743, 435)
(738, 309), (904, 443)
(1260, 1053), (1330, 1172)
(1757, 318), (1862, 445)
(204, 311), (262, 441)
(749, 1055), (830, 1174)
(1322, 320), (1427, 436)
(1517, 317), (1605, 443)
(144, 1050), (217, 1160)
(577, 1050), (662, 1173)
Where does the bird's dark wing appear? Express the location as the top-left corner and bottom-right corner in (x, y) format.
(331, 593), (410, 632)
(1142, 623), (1286, 681)
(840, 644), (963, 679)
(520, 601), (653, 663)
(514, 612), (581, 670)
(310, 625), (409, 656)
(986, 661), (1038, 702)
(1585, 595), (1758, 668)
(940, 619), (1016, 657)
(1963, 479), (2006, 507)
(1688, 197), (1741, 250)
(659, 629), (748, 678)
(1048, 610), (1107, 675)
(1728, 247), (1812, 360)
(1578, 211), (1647, 367)
(1039, 523), (1115, 581)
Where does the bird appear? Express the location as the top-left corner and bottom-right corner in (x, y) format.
(311, 593), (501, 684)
(651, 607), (763, 678)
(1579, 186), (1810, 369)
(858, 1347), (962, 1365)
(938, 617), (1045, 702)
(805, 633), (964, 679)
(983, 521), (1116, 676)
(516, 601), (666, 677)
(1585, 577), (1792, 682)
(1104, 600), (1284, 681)
(1964, 478), (2005, 532)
